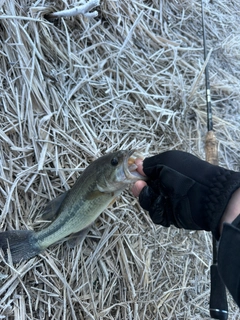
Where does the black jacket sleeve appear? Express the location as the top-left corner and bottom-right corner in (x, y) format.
(218, 215), (240, 307)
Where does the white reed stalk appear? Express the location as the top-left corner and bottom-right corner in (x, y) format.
(49, 0), (100, 18)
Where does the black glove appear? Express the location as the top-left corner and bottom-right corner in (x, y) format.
(139, 150), (240, 239)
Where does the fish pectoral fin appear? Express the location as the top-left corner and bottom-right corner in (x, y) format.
(40, 191), (69, 221)
(85, 190), (105, 200)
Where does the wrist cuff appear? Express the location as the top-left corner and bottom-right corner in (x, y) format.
(206, 169), (240, 239)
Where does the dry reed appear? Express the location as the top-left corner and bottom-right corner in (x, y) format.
(0, 0), (240, 319)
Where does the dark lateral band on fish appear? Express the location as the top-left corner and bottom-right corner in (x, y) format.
(0, 150), (146, 263)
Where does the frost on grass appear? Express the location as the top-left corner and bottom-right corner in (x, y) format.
(0, 0), (240, 319)
(47, 0), (100, 19)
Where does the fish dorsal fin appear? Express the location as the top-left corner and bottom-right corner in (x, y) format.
(40, 191), (69, 221)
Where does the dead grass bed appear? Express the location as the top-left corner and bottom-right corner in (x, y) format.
(0, 0), (240, 319)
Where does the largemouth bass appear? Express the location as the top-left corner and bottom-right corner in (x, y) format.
(0, 150), (145, 263)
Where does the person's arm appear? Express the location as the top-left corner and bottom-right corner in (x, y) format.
(133, 150), (240, 307)
(217, 188), (240, 306)
(133, 158), (240, 235)
(220, 188), (240, 232)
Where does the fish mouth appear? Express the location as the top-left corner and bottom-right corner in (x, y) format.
(123, 150), (147, 182)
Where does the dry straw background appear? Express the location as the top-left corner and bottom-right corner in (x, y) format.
(0, 0), (240, 319)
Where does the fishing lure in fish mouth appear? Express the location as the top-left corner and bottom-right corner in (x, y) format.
(0, 150), (146, 263)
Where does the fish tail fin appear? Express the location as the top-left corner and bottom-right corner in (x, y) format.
(0, 230), (41, 263)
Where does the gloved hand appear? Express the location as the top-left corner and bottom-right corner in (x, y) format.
(138, 150), (240, 239)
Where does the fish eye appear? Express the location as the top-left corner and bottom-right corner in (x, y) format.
(111, 157), (119, 166)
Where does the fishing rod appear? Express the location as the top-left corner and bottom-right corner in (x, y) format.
(201, 1), (228, 319)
